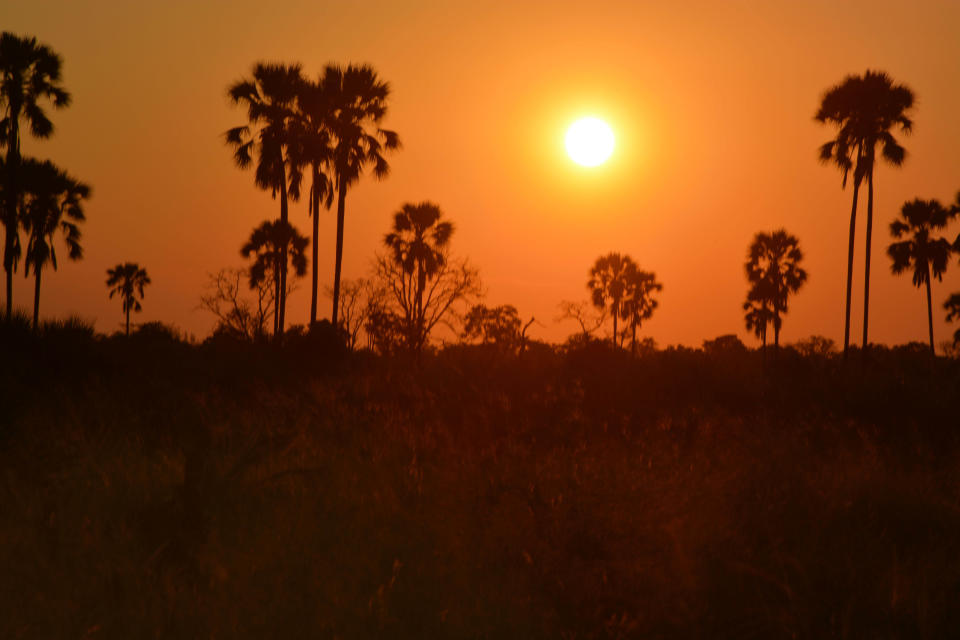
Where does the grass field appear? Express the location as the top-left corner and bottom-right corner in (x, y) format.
(2, 320), (959, 638)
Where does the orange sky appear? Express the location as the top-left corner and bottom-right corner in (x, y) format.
(3, 0), (960, 347)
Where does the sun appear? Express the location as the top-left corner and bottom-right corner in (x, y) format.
(565, 117), (615, 167)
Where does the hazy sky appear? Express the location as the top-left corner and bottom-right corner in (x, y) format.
(3, 0), (960, 347)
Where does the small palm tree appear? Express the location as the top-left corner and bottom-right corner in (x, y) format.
(21, 159), (89, 328)
(743, 297), (777, 355)
(106, 262), (150, 335)
(226, 62), (304, 334)
(816, 70), (914, 356)
(945, 293), (960, 348)
(588, 252), (637, 347)
(241, 219), (308, 337)
(887, 199), (957, 355)
(745, 230), (807, 348)
(620, 267), (662, 353)
(322, 64), (400, 327)
(383, 201), (453, 349)
(0, 32), (71, 316)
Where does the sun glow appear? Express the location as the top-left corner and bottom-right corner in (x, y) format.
(565, 117), (615, 167)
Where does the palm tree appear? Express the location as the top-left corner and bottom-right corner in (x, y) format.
(290, 77), (334, 326)
(106, 263), (150, 336)
(588, 252), (637, 347)
(620, 267), (662, 353)
(321, 64), (400, 327)
(383, 201), (453, 350)
(21, 159), (89, 328)
(743, 297), (776, 355)
(816, 70), (914, 356)
(0, 32), (71, 316)
(887, 199), (957, 355)
(241, 219), (308, 337)
(745, 230), (808, 348)
(226, 62), (304, 335)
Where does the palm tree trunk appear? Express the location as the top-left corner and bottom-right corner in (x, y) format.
(277, 161), (288, 336)
(4, 237), (12, 318)
(32, 268), (41, 330)
(309, 167), (320, 327)
(125, 306), (130, 336)
(925, 269), (935, 356)
(842, 179), (861, 360)
(774, 317), (780, 350)
(862, 167), (875, 353)
(612, 303), (618, 348)
(3, 126), (19, 318)
(331, 181), (347, 327)
(273, 271), (280, 337)
(631, 323), (637, 355)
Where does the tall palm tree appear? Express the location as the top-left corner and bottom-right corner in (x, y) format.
(816, 70), (914, 356)
(620, 267), (662, 353)
(241, 219), (308, 337)
(106, 262), (150, 336)
(21, 159), (89, 328)
(588, 252), (637, 347)
(321, 64), (400, 327)
(745, 230), (808, 348)
(226, 62), (303, 335)
(383, 201), (453, 349)
(290, 77), (334, 327)
(0, 32), (71, 316)
(887, 199), (957, 355)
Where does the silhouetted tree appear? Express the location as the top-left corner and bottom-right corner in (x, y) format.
(324, 278), (374, 349)
(462, 304), (523, 351)
(374, 202), (479, 352)
(744, 230), (807, 348)
(945, 293), (960, 347)
(743, 297), (776, 354)
(556, 299), (606, 341)
(816, 70), (914, 356)
(199, 267), (274, 341)
(21, 159), (89, 328)
(290, 77), (335, 326)
(620, 267), (662, 354)
(887, 198), (957, 355)
(0, 32), (70, 316)
(322, 64), (400, 327)
(588, 253), (637, 347)
(106, 262), (150, 336)
(240, 219), (308, 337)
(226, 63), (304, 335)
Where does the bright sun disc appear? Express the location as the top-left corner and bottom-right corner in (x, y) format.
(565, 117), (615, 167)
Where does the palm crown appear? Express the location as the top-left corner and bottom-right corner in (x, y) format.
(106, 262), (150, 335)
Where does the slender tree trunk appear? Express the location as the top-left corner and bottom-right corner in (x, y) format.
(761, 324), (767, 366)
(925, 269), (935, 356)
(125, 306), (130, 336)
(631, 323), (637, 355)
(774, 316), (780, 350)
(862, 167), (875, 353)
(309, 167), (320, 327)
(331, 181), (347, 327)
(612, 302), (618, 348)
(32, 268), (41, 330)
(842, 179), (861, 360)
(277, 161), (289, 336)
(273, 271), (280, 337)
(3, 130), (19, 319)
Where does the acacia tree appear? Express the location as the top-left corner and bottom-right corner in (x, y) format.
(816, 70), (914, 356)
(240, 219), (308, 337)
(21, 159), (89, 328)
(373, 202), (479, 352)
(106, 262), (150, 335)
(745, 230), (807, 349)
(0, 32), (71, 316)
(619, 267), (662, 354)
(226, 63), (304, 335)
(322, 64), (400, 327)
(887, 198), (957, 355)
(587, 252), (637, 347)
